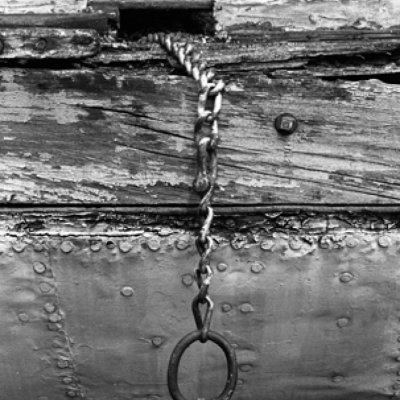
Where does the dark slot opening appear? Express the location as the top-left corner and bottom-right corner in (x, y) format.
(119, 8), (215, 40)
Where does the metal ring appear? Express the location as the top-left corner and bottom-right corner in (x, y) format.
(168, 330), (238, 400)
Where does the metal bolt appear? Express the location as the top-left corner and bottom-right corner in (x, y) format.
(217, 263), (228, 272)
(120, 286), (134, 297)
(61, 241), (74, 253)
(339, 272), (353, 283)
(260, 239), (274, 251)
(336, 317), (350, 328)
(57, 359), (69, 369)
(289, 238), (302, 251)
(237, 379), (244, 386)
(181, 274), (194, 287)
(44, 303), (56, 314)
(147, 238), (160, 252)
(239, 303), (254, 313)
(66, 390), (77, 398)
(250, 261), (264, 274)
(48, 322), (62, 331)
(62, 376), (73, 385)
(35, 38), (47, 53)
(118, 241), (132, 253)
(151, 336), (163, 347)
(378, 235), (391, 248)
(33, 261), (46, 275)
(106, 240), (115, 249)
(274, 113), (298, 135)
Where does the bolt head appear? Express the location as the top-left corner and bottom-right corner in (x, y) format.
(35, 38), (47, 53)
(274, 113), (298, 135)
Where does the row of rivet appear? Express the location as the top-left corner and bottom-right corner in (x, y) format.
(5, 233), (396, 254)
(30, 259), (80, 398)
(0, 37), (48, 54)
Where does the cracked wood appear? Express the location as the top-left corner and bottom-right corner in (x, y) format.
(0, 68), (400, 205)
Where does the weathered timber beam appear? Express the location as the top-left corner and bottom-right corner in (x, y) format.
(0, 28), (100, 59)
(0, 14), (110, 35)
(93, 29), (400, 77)
(0, 0), (87, 13)
(1, 68), (400, 206)
(89, 0), (213, 10)
(215, 0), (400, 31)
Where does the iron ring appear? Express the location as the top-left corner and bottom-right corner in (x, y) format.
(167, 330), (238, 400)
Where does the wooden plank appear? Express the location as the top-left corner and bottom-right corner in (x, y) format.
(0, 68), (400, 205)
(215, 0), (400, 32)
(94, 30), (400, 77)
(0, 0), (87, 13)
(0, 14), (109, 34)
(0, 212), (399, 399)
(0, 28), (99, 59)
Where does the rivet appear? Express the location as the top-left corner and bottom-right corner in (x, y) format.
(60, 241), (74, 253)
(237, 379), (244, 386)
(250, 261), (264, 274)
(33, 261), (46, 275)
(181, 274), (194, 287)
(52, 339), (65, 349)
(44, 303), (56, 314)
(221, 303), (232, 313)
(336, 317), (350, 328)
(90, 241), (102, 252)
(118, 241), (132, 253)
(239, 303), (254, 313)
(332, 375), (344, 383)
(319, 237), (330, 249)
(34, 38), (47, 53)
(120, 286), (134, 297)
(231, 240), (244, 250)
(39, 282), (53, 293)
(274, 113), (298, 135)
(48, 313), (62, 323)
(33, 242), (44, 252)
(339, 272), (353, 283)
(289, 238), (302, 251)
(176, 239), (190, 250)
(18, 312), (29, 323)
(12, 242), (26, 253)
(217, 263), (228, 272)
(48, 323), (62, 331)
(57, 359), (69, 369)
(239, 364), (252, 372)
(378, 235), (391, 248)
(62, 377), (73, 385)
(260, 239), (274, 251)
(346, 237), (358, 248)
(151, 336), (164, 347)
(147, 238), (160, 252)
(66, 390), (77, 398)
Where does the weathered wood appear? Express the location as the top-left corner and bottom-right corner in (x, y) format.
(0, 14), (109, 34)
(93, 30), (400, 78)
(0, 212), (399, 399)
(0, 28), (100, 59)
(0, 0), (87, 13)
(215, 0), (400, 31)
(0, 68), (400, 205)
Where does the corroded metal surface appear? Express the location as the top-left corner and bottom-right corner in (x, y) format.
(1, 213), (400, 399)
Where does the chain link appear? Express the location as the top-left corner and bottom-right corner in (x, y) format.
(144, 32), (237, 400)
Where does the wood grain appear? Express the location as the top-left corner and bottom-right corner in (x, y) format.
(94, 29), (400, 78)
(215, 0), (400, 31)
(0, 68), (400, 205)
(0, 28), (100, 59)
(0, 0), (87, 13)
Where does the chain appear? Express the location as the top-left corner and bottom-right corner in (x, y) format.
(143, 32), (238, 400)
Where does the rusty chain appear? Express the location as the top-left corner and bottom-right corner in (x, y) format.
(142, 32), (238, 400)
